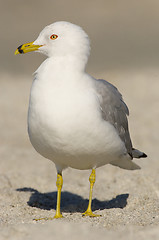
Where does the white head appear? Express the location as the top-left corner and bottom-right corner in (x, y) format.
(15, 21), (90, 67)
(35, 21), (90, 58)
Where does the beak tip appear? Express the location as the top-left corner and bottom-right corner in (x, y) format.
(14, 49), (19, 55)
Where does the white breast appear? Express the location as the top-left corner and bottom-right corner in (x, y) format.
(28, 61), (126, 170)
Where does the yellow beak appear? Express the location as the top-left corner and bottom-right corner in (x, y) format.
(14, 41), (43, 55)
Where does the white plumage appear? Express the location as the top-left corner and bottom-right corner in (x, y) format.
(15, 21), (147, 218)
(14, 21), (147, 173)
(23, 21), (147, 174)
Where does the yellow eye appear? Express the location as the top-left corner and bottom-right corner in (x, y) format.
(50, 34), (58, 40)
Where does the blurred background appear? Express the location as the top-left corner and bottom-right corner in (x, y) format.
(1, 0), (159, 163)
(0, 1), (159, 234)
(1, 0), (159, 75)
(1, 0), (159, 161)
(0, 1), (158, 165)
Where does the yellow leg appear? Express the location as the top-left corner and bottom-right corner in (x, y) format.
(82, 169), (101, 217)
(33, 173), (63, 221)
(54, 173), (63, 218)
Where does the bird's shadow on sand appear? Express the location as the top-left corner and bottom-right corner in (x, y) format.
(16, 187), (129, 213)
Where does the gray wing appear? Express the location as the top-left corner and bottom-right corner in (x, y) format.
(94, 79), (133, 157)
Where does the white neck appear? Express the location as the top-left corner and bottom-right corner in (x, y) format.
(34, 57), (89, 90)
(37, 54), (88, 76)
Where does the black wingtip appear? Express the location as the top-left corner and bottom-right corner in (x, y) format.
(132, 148), (147, 158)
(141, 153), (147, 158)
(138, 152), (147, 158)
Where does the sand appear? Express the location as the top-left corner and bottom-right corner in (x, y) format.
(0, 70), (159, 239)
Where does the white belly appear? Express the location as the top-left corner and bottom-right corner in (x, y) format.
(28, 75), (126, 170)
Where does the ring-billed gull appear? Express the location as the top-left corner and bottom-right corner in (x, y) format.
(15, 21), (147, 219)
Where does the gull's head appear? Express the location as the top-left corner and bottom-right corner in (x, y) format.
(15, 21), (90, 61)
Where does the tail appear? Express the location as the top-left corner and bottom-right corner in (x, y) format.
(132, 148), (147, 159)
(110, 149), (147, 170)
(110, 157), (141, 170)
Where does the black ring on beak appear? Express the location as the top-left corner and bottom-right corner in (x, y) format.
(17, 45), (24, 54)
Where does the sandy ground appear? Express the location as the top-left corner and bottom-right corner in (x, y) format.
(0, 71), (159, 239)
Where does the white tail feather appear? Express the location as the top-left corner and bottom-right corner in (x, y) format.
(110, 157), (141, 170)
